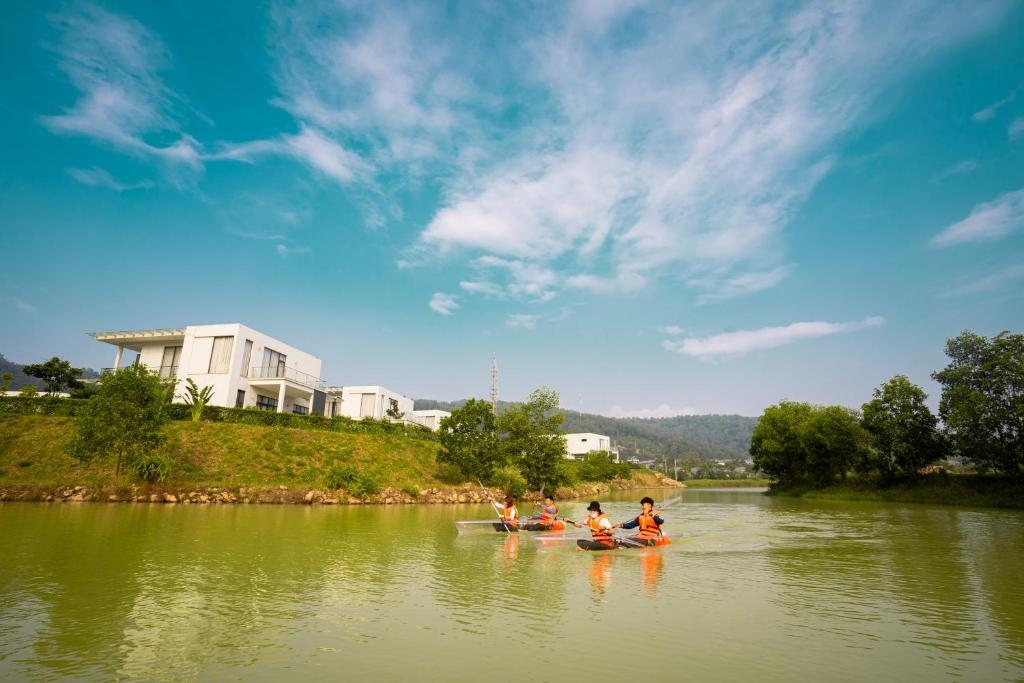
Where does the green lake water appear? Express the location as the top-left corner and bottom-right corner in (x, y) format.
(1, 489), (1022, 682)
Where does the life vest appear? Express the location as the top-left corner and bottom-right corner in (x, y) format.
(503, 505), (519, 526)
(586, 513), (616, 548)
(539, 504), (558, 525)
(636, 512), (662, 540)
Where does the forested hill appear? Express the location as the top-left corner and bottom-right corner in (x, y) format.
(413, 398), (757, 461)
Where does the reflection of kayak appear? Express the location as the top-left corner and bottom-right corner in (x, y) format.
(454, 520), (567, 533)
(532, 534), (674, 550)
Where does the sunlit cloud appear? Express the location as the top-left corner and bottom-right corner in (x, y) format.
(505, 314), (539, 330)
(607, 403), (699, 418)
(663, 316), (885, 359)
(931, 188), (1024, 247)
(429, 292), (460, 315)
(944, 262), (1024, 297)
(660, 325), (685, 336)
(67, 166), (153, 191)
(275, 244), (309, 257)
(972, 93), (1014, 122)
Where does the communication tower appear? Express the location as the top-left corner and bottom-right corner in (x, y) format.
(490, 356), (498, 412)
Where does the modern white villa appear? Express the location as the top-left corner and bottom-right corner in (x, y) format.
(322, 385), (450, 431)
(565, 433), (618, 460)
(90, 323), (326, 415)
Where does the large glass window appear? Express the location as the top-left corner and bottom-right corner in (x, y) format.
(261, 348), (287, 378)
(255, 394), (278, 411)
(240, 340), (253, 377)
(160, 346), (182, 379)
(208, 336), (234, 373)
(235, 390), (245, 408)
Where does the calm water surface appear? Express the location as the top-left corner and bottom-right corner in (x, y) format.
(1, 490), (1022, 682)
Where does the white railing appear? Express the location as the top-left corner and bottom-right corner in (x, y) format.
(249, 365), (325, 390)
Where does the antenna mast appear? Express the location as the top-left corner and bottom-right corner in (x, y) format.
(490, 356), (498, 412)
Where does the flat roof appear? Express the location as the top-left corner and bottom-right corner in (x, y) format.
(89, 328), (186, 349)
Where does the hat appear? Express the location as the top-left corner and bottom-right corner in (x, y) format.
(586, 500), (601, 511)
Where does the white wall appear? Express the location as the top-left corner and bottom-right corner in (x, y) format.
(410, 409), (451, 431)
(565, 433), (612, 459)
(331, 386), (414, 421)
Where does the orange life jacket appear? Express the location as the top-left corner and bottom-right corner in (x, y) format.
(586, 513), (616, 547)
(636, 512), (662, 540)
(503, 505), (518, 526)
(539, 504), (558, 525)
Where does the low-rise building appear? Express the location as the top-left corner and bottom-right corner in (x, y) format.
(410, 409), (450, 431)
(90, 323), (325, 415)
(323, 385), (414, 422)
(565, 432), (617, 460)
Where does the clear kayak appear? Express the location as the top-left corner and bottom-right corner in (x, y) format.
(531, 533), (673, 550)
(454, 519), (567, 533)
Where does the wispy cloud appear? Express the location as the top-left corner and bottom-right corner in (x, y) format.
(944, 262), (1024, 297)
(691, 265), (793, 304)
(40, 3), (201, 167)
(505, 314), (540, 330)
(67, 166), (153, 191)
(660, 325), (685, 336)
(931, 188), (1024, 247)
(429, 292), (460, 315)
(214, 126), (370, 186)
(608, 404), (698, 418)
(932, 159), (980, 183)
(663, 316), (885, 359)
(972, 93), (1014, 122)
(1010, 116), (1024, 140)
(275, 244), (309, 257)
(10, 298), (37, 314)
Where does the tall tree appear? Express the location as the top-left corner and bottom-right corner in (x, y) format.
(862, 375), (944, 477)
(67, 364), (171, 478)
(22, 357), (83, 395)
(932, 330), (1024, 474)
(497, 387), (569, 491)
(436, 398), (501, 480)
(750, 401), (814, 484)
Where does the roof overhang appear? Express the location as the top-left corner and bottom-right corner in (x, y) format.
(89, 328), (186, 351)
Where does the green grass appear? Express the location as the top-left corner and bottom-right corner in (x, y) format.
(767, 474), (1024, 509)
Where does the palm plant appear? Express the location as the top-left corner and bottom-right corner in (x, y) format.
(180, 378), (215, 422)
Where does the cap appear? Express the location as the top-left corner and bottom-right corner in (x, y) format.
(586, 500), (601, 511)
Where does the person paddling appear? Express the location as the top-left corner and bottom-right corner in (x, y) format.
(571, 501), (617, 551)
(531, 494), (559, 527)
(495, 495), (519, 528)
(613, 496), (665, 546)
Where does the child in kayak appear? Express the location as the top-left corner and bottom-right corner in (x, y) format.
(520, 494), (564, 531)
(613, 496), (666, 546)
(572, 500), (617, 551)
(494, 495), (519, 529)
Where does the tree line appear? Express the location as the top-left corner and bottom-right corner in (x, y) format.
(751, 330), (1023, 485)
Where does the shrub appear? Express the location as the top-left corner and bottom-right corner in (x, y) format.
(323, 464), (380, 496)
(131, 453), (171, 483)
(573, 451), (631, 482)
(491, 465), (527, 498)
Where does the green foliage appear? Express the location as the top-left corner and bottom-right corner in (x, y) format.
(750, 401), (871, 486)
(385, 398), (404, 421)
(932, 330), (1024, 474)
(497, 387), (570, 491)
(22, 357), (84, 395)
(179, 378), (215, 422)
(19, 384), (38, 397)
(323, 464), (380, 496)
(131, 452), (171, 483)
(0, 396), (86, 417)
(66, 364), (169, 478)
(862, 375), (944, 477)
(572, 450), (632, 482)
(69, 383), (100, 399)
(491, 465), (527, 498)
(1, 372), (12, 393)
(436, 398), (502, 479)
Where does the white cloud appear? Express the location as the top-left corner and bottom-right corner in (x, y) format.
(10, 298), (37, 314)
(607, 404), (698, 418)
(505, 314), (539, 329)
(214, 126), (369, 186)
(692, 265), (793, 303)
(429, 292), (460, 315)
(660, 325), (685, 336)
(663, 316), (885, 359)
(944, 262), (1024, 297)
(931, 188), (1024, 247)
(1010, 117), (1024, 140)
(275, 244), (309, 257)
(972, 93), (1014, 122)
(459, 280), (505, 298)
(67, 166), (153, 191)
(41, 3), (201, 167)
(932, 159), (980, 183)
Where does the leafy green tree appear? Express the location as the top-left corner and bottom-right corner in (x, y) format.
(497, 387), (570, 491)
(932, 330), (1024, 473)
(19, 384), (38, 397)
(179, 378), (215, 422)
(862, 375), (944, 477)
(385, 398), (405, 421)
(67, 364), (170, 478)
(1, 372), (12, 394)
(750, 401), (814, 483)
(22, 357), (83, 395)
(437, 398), (502, 479)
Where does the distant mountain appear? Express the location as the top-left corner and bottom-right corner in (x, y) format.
(0, 353), (100, 391)
(413, 398), (757, 461)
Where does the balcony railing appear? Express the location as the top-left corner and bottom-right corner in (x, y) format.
(248, 365), (325, 390)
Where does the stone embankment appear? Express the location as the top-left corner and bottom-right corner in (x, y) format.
(0, 473), (683, 505)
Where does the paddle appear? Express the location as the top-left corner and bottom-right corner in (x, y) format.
(477, 479), (513, 533)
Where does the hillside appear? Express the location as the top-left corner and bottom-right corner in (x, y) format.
(415, 398), (757, 461)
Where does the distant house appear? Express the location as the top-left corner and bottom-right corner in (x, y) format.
(410, 409), (450, 431)
(322, 385), (449, 431)
(565, 432), (618, 461)
(90, 323), (325, 415)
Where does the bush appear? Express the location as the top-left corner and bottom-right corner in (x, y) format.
(573, 451), (631, 482)
(131, 453), (171, 483)
(323, 464), (380, 497)
(491, 465), (527, 498)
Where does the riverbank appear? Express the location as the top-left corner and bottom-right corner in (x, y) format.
(767, 473), (1024, 509)
(0, 415), (679, 504)
(680, 478), (771, 488)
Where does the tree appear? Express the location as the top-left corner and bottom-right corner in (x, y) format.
(1, 372), (12, 394)
(862, 375), (944, 477)
(385, 398), (405, 422)
(22, 357), (83, 395)
(67, 364), (171, 478)
(19, 384), (38, 397)
(179, 378), (214, 422)
(932, 330), (1024, 474)
(437, 398), (502, 480)
(750, 401), (814, 484)
(497, 387), (570, 491)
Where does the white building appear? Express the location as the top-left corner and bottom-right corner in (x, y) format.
(323, 385), (413, 422)
(410, 409), (451, 431)
(565, 433), (617, 460)
(90, 323), (325, 415)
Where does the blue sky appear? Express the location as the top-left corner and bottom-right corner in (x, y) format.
(1, 1), (1022, 417)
